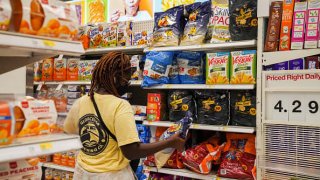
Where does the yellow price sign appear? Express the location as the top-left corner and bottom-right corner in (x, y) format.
(222, 126), (228, 131)
(216, 177), (221, 180)
(40, 142), (53, 151)
(43, 40), (56, 47)
(192, 124), (199, 129)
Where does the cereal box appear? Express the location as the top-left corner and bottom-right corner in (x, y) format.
(0, 159), (42, 180)
(291, 1), (308, 50)
(67, 58), (79, 81)
(53, 58), (67, 81)
(0, 0), (11, 31)
(101, 23), (117, 47)
(147, 93), (167, 121)
(117, 21), (132, 46)
(15, 98), (57, 137)
(279, 0), (295, 51)
(206, 52), (230, 84)
(289, 58), (304, 70)
(89, 24), (103, 48)
(42, 58), (54, 81)
(79, 60), (97, 81)
(305, 0), (320, 49)
(305, 56), (320, 69)
(230, 50), (256, 84)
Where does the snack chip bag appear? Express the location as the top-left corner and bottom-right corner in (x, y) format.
(168, 52), (180, 84)
(177, 51), (205, 84)
(153, 6), (185, 47)
(168, 90), (195, 122)
(229, 0), (258, 41)
(206, 52), (230, 84)
(144, 150), (184, 169)
(130, 55), (143, 80)
(142, 51), (174, 87)
(154, 112), (192, 169)
(230, 50), (256, 84)
(180, 1), (211, 45)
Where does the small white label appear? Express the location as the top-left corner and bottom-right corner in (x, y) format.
(36, 83), (43, 91)
(56, 83), (63, 90)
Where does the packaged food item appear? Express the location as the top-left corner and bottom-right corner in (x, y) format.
(291, 1), (308, 50)
(34, 61), (42, 82)
(206, 52), (230, 84)
(147, 93), (167, 121)
(195, 90), (229, 125)
(230, 50), (256, 84)
(89, 24), (103, 48)
(101, 23), (117, 47)
(264, 1), (283, 52)
(130, 55), (142, 80)
(66, 172), (73, 180)
(42, 58), (54, 81)
(133, 31), (149, 46)
(142, 51), (174, 87)
(78, 25), (90, 49)
(177, 51), (205, 84)
(209, 0), (231, 43)
(0, 159), (41, 180)
(144, 150), (184, 169)
(305, 0), (320, 49)
(117, 21), (132, 46)
(0, 101), (14, 145)
(79, 60), (97, 81)
(169, 52), (180, 84)
(53, 153), (62, 165)
(11, 0), (78, 39)
(230, 90), (256, 127)
(229, 0), (258, 41)
(54, 57), (67, 81)
(279, 0), (295, 51)
(53, 88), (67, 113)
(263, 65), (274, 71)
(149, 172), (176, 179)
(39, 155), (51, 163)
(180, 1), (211, 45)
(53, 170), (61, 180)
(289, 58), (304, 70)
(273, 61), (289, 70)
(60, 152), (68, 166)
(132, 105), (147, 116)
(168, 90), (195, 122)
(0, 0), (11, 31)
(305, 56), (320, 69)
(218, 133), (256, 179)
(66, 58), (79, 81)
(136, 124), (151, 143)
(154, 113), (192, 169)
(14, 98), (58, 137)
(45, 168), (53, 180)
(153, 5), (185, 47)
(87, 0), (106, 23)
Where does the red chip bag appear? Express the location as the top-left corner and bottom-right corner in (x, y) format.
(144, 150), (184, 169)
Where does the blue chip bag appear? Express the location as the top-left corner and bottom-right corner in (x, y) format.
(154, 112), (193, 169)
(142, 51), (174, 87)
(177, 51), (205, 84)
(168, 52), (181, 84)
(136, 124), (151, 143)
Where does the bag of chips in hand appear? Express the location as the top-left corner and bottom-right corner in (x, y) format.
(144, 150), (184, 169)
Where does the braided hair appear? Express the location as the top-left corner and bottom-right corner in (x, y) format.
(89, 52), (131, 99)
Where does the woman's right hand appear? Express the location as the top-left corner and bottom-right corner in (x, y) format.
(168, 133), (186, 152)
(111, 10), (120, 22)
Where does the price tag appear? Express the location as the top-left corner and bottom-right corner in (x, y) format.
(266, 92), (289, 121)
(43, 40), (56, 47)
(40, 143), (53, 151)
(57, 54), (64, 60)
(36, 83), (43, 91)
(192, 124), (199, 129)
(56, 83), (63, 90)
(222, 126), (228, 131)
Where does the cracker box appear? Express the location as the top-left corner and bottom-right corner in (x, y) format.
(147, 93), (167, 121)
(230, 50), (256, 84)
(289, 58), (304, 70)
(67, 58), (79, 81)
(101, 23), (117, 47)
(11, 0), (78, 40)
(0, 0), (11, 31)
(79, 60), (97, 81)
(279, 0), (295, 51)
(133, 31), (150, 46)
(291, 1), (308, 50)
(206, 52), (230, 84)
(41, 58), (54, 81)
(305, 56), (320, 69)
(15, 98), (57, 137)
(117, 21), (132, 46)
(0, 159), (42, 180)
(305, 0), (320, 49)
(89, 24), (103, 48)
(53, 58), (67, 81)
(33, 61), (42, 82)
(273, 61), (289, 70)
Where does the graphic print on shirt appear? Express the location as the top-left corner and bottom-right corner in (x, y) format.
(79, 114), (109, 156)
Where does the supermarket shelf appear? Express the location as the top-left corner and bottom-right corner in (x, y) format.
(144, 40), (257, 52)
(144, 166), (234, 180)
(144, 84), (255, 90)
(0, 134), (82, 163)
(130, 80), (143, 86)
(34, 80), (142, 86)
(58, 112), (68, 116)
(262, 48), (320, 66)
(0, 31), (84, 74)
(135, 116), (146, 121)
(85, 46), (145, 55)
(143, 121), (255, 133)
(41, 162), (75, 172)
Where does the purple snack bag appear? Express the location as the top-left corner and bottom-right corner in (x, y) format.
(264, 65), (273, 71)
(289, 58), (304, 70)
(273, 61), (289, 70)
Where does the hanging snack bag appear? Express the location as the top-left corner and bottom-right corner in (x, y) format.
(168, 52), (180, 84)
(195, 90), (229, 125)
(153, 5), (185, 47)
(210, 0), (231, 43)
(180, 1), (211, 45)
(154, 113), (192, 169)
(53, 57), (67, 81)
(142, 51), (174, 87)
(230, 90), (256, 127)
(42, 58), (54, 81)
(206, 52), (230, 84)
(230, 50), (256, 84)
(130, 55), (142, 80)
(168, 90), (195, 122)
(229, 0), (258, 41)
(177, 51), (205, 84)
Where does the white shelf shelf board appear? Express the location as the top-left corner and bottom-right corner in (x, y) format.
(144, 166), (235, 180)
(58, 112), (68, 116)
(144, 84), (255, 90)
(144, 40), (257, 52)
(135, 116), (146, 121)
(41, 162), (75, 172)
(85, 46), (145, 55)
(262, 49), (320, 66)
(0, 134), (81, 163)
(143, 121), (255, 133)
(34, 80), (142, 86)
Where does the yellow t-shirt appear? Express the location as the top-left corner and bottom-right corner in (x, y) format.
(64, 94), (140, 173)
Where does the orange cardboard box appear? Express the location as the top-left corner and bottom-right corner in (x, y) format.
(66, 58), (79, 81)
(279, 0), (295, 51)
(42, 58), (54, 81)
(54, 58), (67, 81)
(0, 101), (13, 145)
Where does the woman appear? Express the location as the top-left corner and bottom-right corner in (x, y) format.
(64, 52), (185, 179)
(111, 0), (152, 22)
